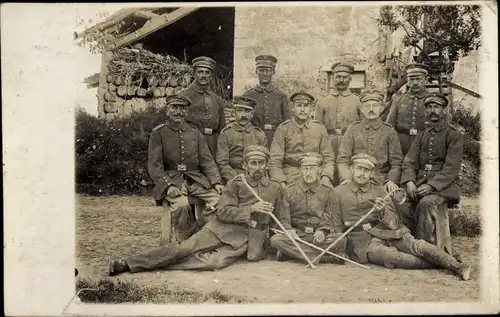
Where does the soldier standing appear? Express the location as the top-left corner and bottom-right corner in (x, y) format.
(332, 153), (471, 281)
(386, 63), (432, 156)
(179, 56), (227, 156)
(216, 96), (267, 184)
(109, 145), (286, 275)
(270, 152), (346, 264)
(243, 55), (290, 143)
(268, 91), (335, 189)
(401, 93), (463, 255)
(314, 61), (361, 180)
(148, 94), (224, 241)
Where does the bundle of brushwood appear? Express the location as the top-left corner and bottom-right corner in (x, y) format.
(102, 47), (232, 118)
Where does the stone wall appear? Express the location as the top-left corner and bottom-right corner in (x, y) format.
(233, 6), (390, 99)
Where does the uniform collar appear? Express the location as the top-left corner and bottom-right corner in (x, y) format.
(166, 120), (188, 131)
(255, 84), (276, 92)
(427, 119), (447, 131)
(292, 117), (311, 129)
(362, 119), (383, 130)
(330, 88), (352, 97)
(348, 181), (371, 193)
(299, 181), (320, 193)
(407, 90), (429, 99)
(232, 122), (253, 132)
(246, 175), (270, 187)
(190, 82), (211, 94)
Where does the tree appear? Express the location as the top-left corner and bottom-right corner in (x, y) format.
(378, 5), (481, 96)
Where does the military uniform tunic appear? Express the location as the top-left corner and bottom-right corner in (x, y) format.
(125, 175), (285, 272)
(179, 83), (228, 156)
(314, 89), (361, 156)
(386, 90), (431, 155)
(401, 120), (463, 254)
(268, 118), (335, 185)
(337, 120), (403, 185)
(215, 122), (267, 184)
(243, 85), (290, 143)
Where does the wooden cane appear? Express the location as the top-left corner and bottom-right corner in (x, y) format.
(307, 188), (407, 268)
(234, 174), (317, 269)
(270, 228), (371, 270)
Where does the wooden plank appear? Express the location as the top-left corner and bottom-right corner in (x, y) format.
(443, 80), (483, 99)
(105, 7), (200, 50)
(77, 8), (139, 40)
(135, 9), (161, 19)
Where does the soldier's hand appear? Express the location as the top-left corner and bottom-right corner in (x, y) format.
(384, 181), (399, 193)
(313, 230), (326, 243)
(214, 184), (224, 195)
(286, 229), (299, 240)
(372, 197), (387, 212)
(416, 184), (434, 197)
(320, 176), (333, 187)
(251, 201), (274, 214)
(406, 181), (418, 200)
(280, 182), (288, 190)
(167, 186), (182, 198)
(340, 178), (350, 185)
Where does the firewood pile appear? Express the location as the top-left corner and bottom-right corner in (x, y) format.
(102, 47), (233, 119)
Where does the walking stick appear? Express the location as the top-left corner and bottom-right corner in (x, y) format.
(270, 228), (371, 270)
(307, 187), (407, 268)
(234, 174), (317, 269)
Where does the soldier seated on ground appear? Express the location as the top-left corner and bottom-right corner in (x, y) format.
(108, 145), (286, 276)
(216, 95), (267, 184)
(332, 153), (472, 281)
(270, 152), (347, 264)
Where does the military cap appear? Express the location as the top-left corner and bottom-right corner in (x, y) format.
(405, 63), (429, 77)
(166, 94), (192, 107)
(243, 145), (270, 161)
(360, 90), (385, 104)
(233, 96), (258, 110)
(299, 152), (323, 166)
(255, 55), (278, 68)
(290, 91), (315, 103)
(192, 56), (216, 71)
(351, 153), (378, 170)
(424, 92), (449, 108)
(331, 62), (355, 74)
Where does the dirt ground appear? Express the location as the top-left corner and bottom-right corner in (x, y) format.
(76, 195), (481, 303)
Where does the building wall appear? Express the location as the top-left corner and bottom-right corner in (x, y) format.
(233, 6), (390, 99)
(451, 49), (481, 112)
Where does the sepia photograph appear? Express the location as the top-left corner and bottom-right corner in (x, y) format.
(2, 1), (498, 316)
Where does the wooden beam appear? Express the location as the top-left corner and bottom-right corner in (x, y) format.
(76, 8), (139, 40)
(135, 10), (161, 20)
(105, 7), (200, 50)
(443, 80), (483, 100)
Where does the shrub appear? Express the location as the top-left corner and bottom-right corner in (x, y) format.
(449, 204), (481, 237)
(76, 107), (169, 195)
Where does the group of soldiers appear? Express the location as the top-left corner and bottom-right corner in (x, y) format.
(108, 54), (471, 281)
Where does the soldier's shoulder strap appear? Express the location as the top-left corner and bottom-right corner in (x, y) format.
(351, 120), (362, 125)
(220, 122), (235, 133)
(382, 121), (394, 128)
(310, 119), (324, 125)
(277, 119), (292, 128)
(152, 123), (166, 132)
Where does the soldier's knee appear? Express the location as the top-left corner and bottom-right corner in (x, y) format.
(417, 195), (440, 209)
(269, 234), (285, 249)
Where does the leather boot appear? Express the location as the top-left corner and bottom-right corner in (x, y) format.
(109, 259), (130, 276)
(455, 263), (472, 281)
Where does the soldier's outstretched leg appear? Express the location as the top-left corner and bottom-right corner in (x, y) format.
(366, 239), (435, 269)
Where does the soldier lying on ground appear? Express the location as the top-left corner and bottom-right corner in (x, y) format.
(216, 96), (267, 184)
(270, 152), (347, 264)
(148, 94), (224, 242)
(332, 153), (472, 281)
(108, 145), (286, 276)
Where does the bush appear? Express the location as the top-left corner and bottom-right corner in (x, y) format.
(449, 204), (481, 237)
(76, 107), (169, 195)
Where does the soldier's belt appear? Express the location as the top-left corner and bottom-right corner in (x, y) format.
(248, 220), (269, 231)
(327, 128), (344, 136)
(421, 163), (444, 171)
(263, 124), (276, 130)
(202, 128), (219, 135)
(395, 126), (418, 136)
(293, 224), (320, 234)
(348, 220), (379, 233)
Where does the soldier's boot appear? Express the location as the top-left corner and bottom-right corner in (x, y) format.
(415, 240), (472, 280)
(108, 259), (130, 276)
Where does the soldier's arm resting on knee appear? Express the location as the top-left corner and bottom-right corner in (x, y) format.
(426, 131), (464, 191)
(316, 190), (344, 236)
(400, 132), (423, 188)
(217, 180), (254, 224)
(373, 190), (400, 230)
